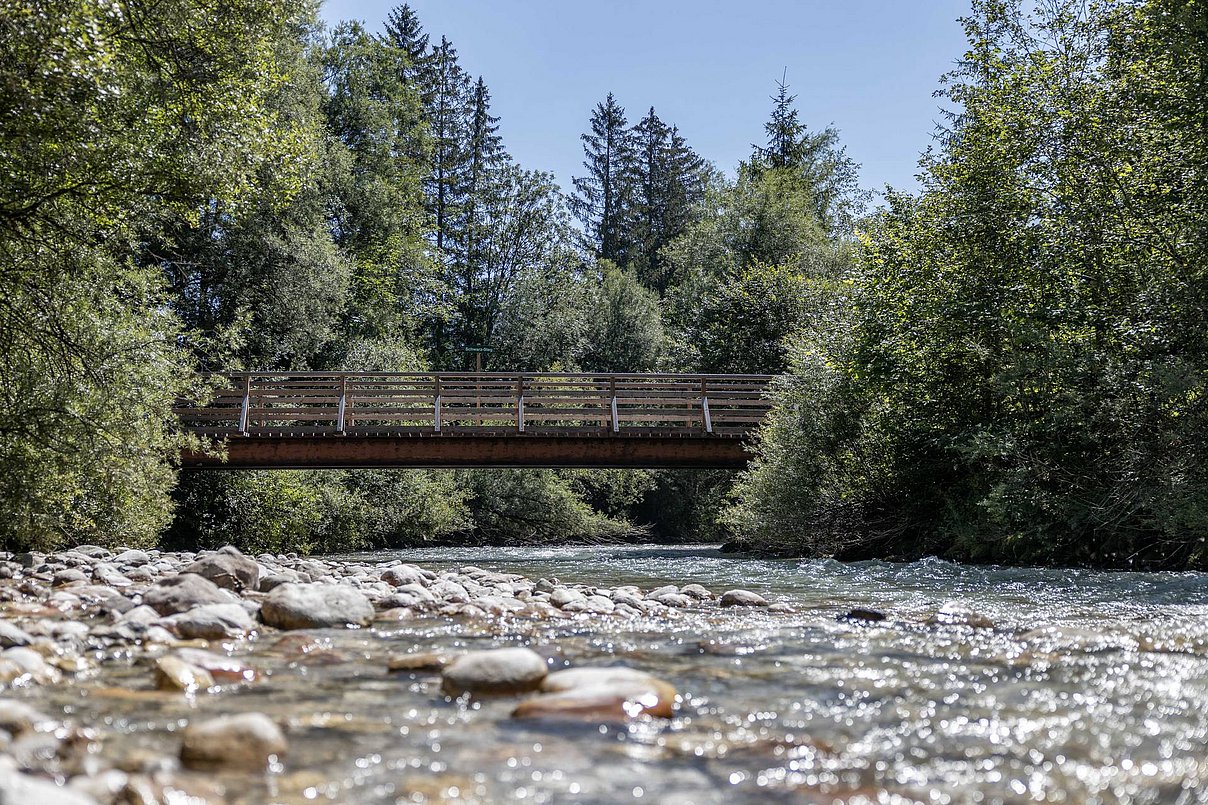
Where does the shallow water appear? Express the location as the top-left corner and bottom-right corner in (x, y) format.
(25, 545), (1208, 803)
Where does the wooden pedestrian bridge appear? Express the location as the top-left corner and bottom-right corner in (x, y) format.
(175, 372), (776, 470)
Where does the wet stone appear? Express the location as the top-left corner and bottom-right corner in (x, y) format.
(0, 699), (54, 736)
(387, 652), (450, 673)
(512, 667), (678, 722)
(154, 656), (215, 694)
(0, 620), (32, 648)
(840, 607), (887, 623)
(182, 547), (260, 592)
(174, 648), (258, 683)
(180, 712), (287, 771)
(143, 574), (232, 616)
(260, 583), (374, 630)
(441, 647), (548, 696)
(163, 603), (256, 640)
(719, 589), (769, 608)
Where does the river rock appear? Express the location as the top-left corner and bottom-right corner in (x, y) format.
(174, 648), (258, 683)
(612, 591), (644, 609)
(154, 656), (214, 693)
(649, 592), (692, 608)
(180, 712), (287, 770)
(182, 548), (260, 592)
(0, 620), (32, 648)
(387, 652), (449, 672)
(0, 700), (54, 735)
(91, 563), (132, 587)
(164, 603), (256, 640)
(143, 574), (232, 615)
(928, 602), (994, 629)
(441, 647), (547, 696)
(719, 589), (769, 608)
(840, 607), (887, 623)
(260, 583), (373, 629)
(549, 588), (584, 608)
(52, 568), (89, 587)
(2, 646), (48, 676)
(0, 764), (98, 805)
(113, 549), (152, 566)
(15, 552), (45, 569)
(680, 583), (713, 600)
(73, 544), (110, 559)
(381, 564), (428, 588)
(512, 667), (677, 721)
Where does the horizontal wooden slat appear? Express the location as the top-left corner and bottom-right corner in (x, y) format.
(176, 371), (774, 439)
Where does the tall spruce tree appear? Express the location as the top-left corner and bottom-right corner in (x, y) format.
(571, 93), (636, 265)
(753, 76), (865, 236)
(382, 4), (430, 87)
(631, 108), (706, 292)
(424, 36), (470, 259)
(451, 76), (506, 358)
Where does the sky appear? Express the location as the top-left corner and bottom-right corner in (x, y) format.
(319, 0), (973, 196)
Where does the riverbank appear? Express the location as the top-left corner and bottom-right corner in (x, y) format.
(2, 544), (1207, 803)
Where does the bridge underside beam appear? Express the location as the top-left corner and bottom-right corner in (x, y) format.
(180, 435), (754, 470)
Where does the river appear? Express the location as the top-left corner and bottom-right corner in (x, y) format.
(12, 544), (1208, 803)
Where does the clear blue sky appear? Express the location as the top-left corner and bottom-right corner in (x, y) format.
(319, 0), (972, 196)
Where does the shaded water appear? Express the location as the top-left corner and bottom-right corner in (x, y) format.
(33, 546), (1208, 803)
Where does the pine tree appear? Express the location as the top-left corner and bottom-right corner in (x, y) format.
(753, 75), (866, 235)
(571, 93), (636, 265)
(631, 108), (706, 292)
(758, 75), (807, 169)
(382, 4), (430, 88)
(424, 36), (470, 259)
(452, 76), (505, 355)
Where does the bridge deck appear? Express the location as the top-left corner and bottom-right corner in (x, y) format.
(176, 372), (774, 469)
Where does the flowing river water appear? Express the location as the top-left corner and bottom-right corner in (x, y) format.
(9, 544), (1208, 803)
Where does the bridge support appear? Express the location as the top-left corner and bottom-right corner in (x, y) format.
(180, 434), (754, 470)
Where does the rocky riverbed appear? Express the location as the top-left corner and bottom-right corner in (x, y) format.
(1, 544), (1207, 803)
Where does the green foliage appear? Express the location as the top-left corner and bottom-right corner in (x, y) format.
(168, 470), (467, 554)
(578, 262), (665, 373)
(733, 0), (1208, 569)
(0, 0), (313, 550)
(455, 470), (636, 544)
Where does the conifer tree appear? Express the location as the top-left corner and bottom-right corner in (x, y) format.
(424, 36), (470, 259)
(382, 4), (431, 88)
(451, 76), (506, 357)
(571, 93), (636, 265)
(753, 76), (864, 236)
(631, 108), (706, 292)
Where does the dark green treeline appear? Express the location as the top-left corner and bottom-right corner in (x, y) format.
(4, 0), (1203, 568)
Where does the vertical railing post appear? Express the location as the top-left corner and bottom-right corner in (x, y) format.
(516, 374), (525, 433)
(434, 374), (442, 433)
(610, 375), (619, 433)
(701, 376), (713, 434)
(238, 374), (251, 436)
(336, 373), (347, 435)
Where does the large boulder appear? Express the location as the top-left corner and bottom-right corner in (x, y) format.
(180, 713), (287, 770)
(182, 547), (260, 592)
(143, 574), (232, 615)
(259, 583), (373, 630)
(441, 647), (547, 696)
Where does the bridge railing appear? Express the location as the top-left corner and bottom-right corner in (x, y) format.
(175, 372), (774, 437)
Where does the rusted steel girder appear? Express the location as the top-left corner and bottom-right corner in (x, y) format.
(180, 434), (754, 470)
